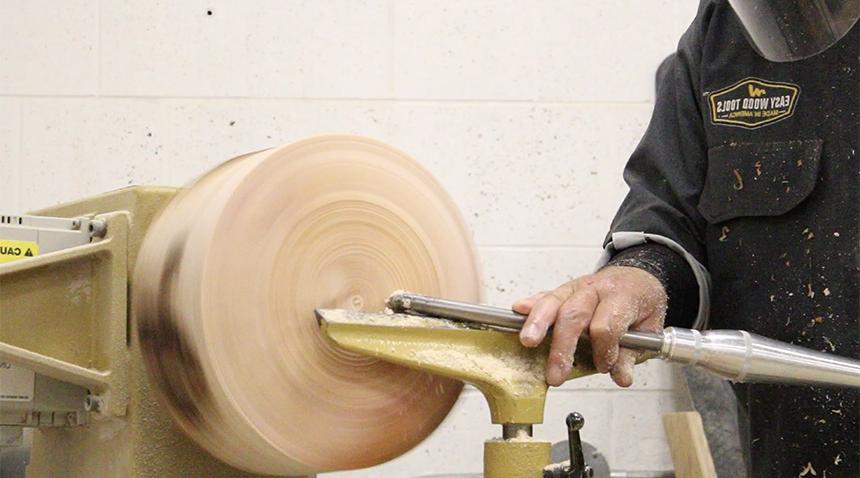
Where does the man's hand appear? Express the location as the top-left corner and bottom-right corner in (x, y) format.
(513, 266), (667, 387)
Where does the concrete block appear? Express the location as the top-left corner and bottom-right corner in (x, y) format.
(100, 1), (391, 98)
(0, 99), (21, 212)
(16, 98), (401, 209)
(531, 0), (698, 102)
(387, 102), (651, 246)
(393, 0), (534, 101)
(674, 1), (702, 33)
(0, 0), (98, 95)
(393, 0), (696, 101)
(19, 99), (166, 209)
(479, 246), (604, 306)
(611, 390), (689, 471)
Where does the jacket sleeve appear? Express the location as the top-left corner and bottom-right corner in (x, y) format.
(599, 3), (715, 329)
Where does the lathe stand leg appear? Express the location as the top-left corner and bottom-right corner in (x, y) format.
(484, 436), (551, 478)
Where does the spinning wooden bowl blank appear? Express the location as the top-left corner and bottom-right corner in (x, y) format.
(133, 135), (482, 475)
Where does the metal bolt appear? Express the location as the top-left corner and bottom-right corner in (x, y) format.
(88, 220), (107, 238)
(84, 394), (103, 413)
(502, 423), (534, 439)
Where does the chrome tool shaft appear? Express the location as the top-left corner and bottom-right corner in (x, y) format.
(387, 291), (664, 351)
(387, 292), (860, 388)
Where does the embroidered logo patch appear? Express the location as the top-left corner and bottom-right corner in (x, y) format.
(708, 78), (800, 129)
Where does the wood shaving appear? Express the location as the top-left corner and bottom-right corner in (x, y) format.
(732, 168), (744, 190)
(799, 462), (817, 477)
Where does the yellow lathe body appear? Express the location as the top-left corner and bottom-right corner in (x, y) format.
(0, 187), (304, 478)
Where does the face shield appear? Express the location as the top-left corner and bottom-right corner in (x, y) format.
(729, 0), (860, 62)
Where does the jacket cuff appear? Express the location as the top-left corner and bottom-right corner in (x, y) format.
(596, 231), (710, 329)
(604, 243), (699, 328)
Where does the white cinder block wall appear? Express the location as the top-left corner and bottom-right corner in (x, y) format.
(0, 1), (700, 476)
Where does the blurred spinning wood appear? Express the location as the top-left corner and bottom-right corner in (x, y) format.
(133, 135), (482, 475)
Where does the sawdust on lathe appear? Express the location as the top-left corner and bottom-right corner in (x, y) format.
(320, 308), (465, 329)
(413, 345), (545, 397)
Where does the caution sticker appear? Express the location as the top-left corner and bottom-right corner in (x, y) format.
(0, 239), (40, 263)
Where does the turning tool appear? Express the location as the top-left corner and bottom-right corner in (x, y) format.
(386, 292), (860, 389)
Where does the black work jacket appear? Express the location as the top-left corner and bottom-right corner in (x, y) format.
(607, 1), (859, 476)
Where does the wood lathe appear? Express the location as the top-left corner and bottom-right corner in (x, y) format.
(0, 135), (480, 477)
(2, 134), (859, 478)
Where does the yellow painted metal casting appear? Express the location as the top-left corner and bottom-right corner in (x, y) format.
(484, 438), (551, 478)
(319, 311), (599, 426)
(318, 311), (598, 478)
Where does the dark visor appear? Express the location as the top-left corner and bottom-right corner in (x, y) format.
(730, 0), (860, 62)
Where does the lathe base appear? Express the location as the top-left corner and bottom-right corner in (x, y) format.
(484, 438), (551, 478)
(3, 187), (307, 478)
